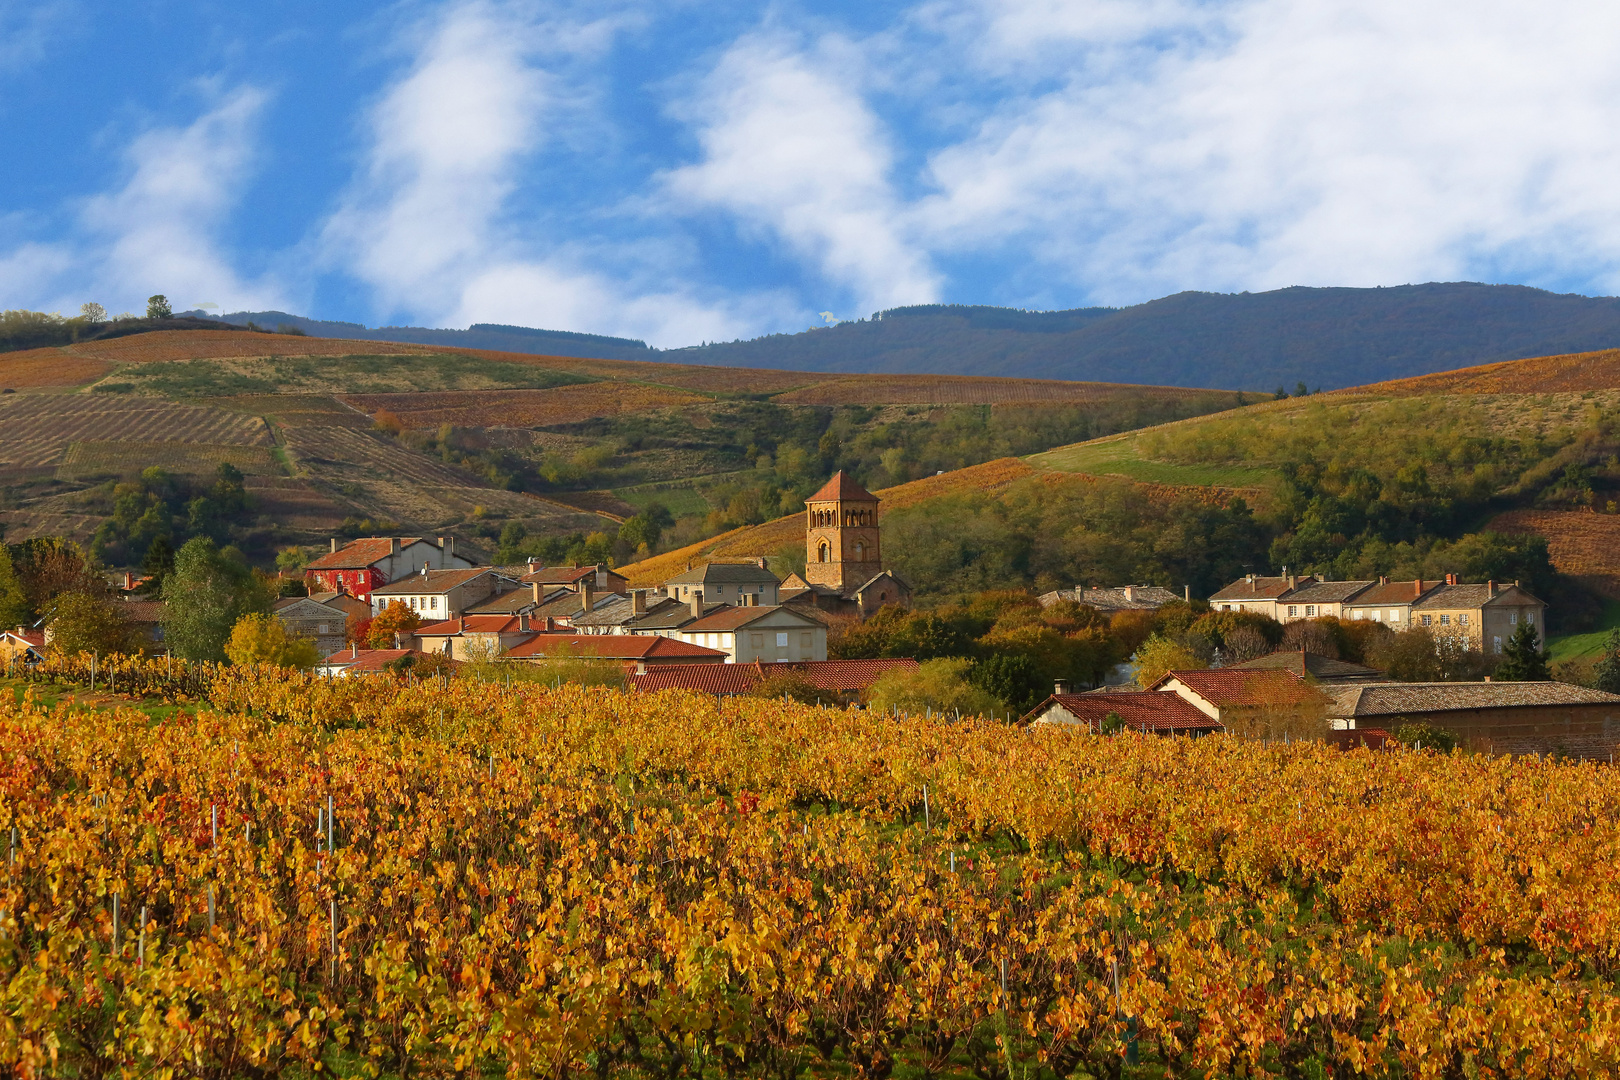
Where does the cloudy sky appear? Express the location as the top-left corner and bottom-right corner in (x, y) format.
(3, 0), (1619, 345)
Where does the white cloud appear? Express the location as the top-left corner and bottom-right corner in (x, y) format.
(0, 86), (281, 316)
(913, 0), (1620, 302)
(662, 33), (941, 315)
(0, 0), (76, 74)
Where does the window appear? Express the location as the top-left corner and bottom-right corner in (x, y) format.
(1370, 610), (1380, 621)
(750, 633), (764, 649)
(1287, 605), (1298, 617)
(1459, 613), (1468, 626)
(1511, 611), (1518, 625)
(431, 597), (438, 611)
(1421, 615), (1432, 626)
(800, 631), (813, 650)
(1439, 614), (1449, 626)
(1388, 610), (1399, 622)
(818, 542), (830, 563)
(1527, 611), (1535, 626)
(776, 632), (789, 647)
(1305, 605), (1316, 617)
(319, 624), (329, 635)
(1494, 636), (1503, 653)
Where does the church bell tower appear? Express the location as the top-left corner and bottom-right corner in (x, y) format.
(804, 471), (882, 592)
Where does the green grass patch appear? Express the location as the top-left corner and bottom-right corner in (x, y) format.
(1547, 598), (1620, 662)
(1028, 433), (1281, 488)
(0, 676), (199, 722)
(614, 478), (723, 517)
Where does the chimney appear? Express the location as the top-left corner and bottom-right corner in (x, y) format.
(1054, 679), (1071, 695)
(1379, 576), (1388, 585)
(1123, 586), (1134, 602)
(518, 613), (529, 632)
(757, 556), (767, 569)
(420, 564), (429, 578)
(330, 538), (339, 553)
(389, 537), (400, 556)
(124, 571), (134, 590)
(441, 536), (455, 563)
(596, 563), (607, 587)
(545, 616), (556, 632)
(1184, 584), (1190, 602)
(351, 642), (358, 658)
(632, 589), (647, 616)
(1487, 580), (1495, 598)
(532, 581), (543, 605)
(1287, 575), (1297, 590)
(1414, 579), (1422, 597)
(690, 590), (704, 619)
(581, 581), (596, 613)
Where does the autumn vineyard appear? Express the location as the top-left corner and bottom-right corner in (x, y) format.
(1, 658), (1618, 1077)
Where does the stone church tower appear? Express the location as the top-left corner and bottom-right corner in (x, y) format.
(804, 471), (883, 592)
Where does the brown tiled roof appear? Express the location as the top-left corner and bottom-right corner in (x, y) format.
(118, 600), (166, 624)
(664, 561), (780, 586)
(627, 600), (726, 631)
(1209, 575), (1314, 602)
(520, 564), (628, 586)
(1023, 691), (1222, 732)
(2, 630), (44, 647)
(1351, 579), (1442, 605)
(807, 471), (878, 503)
(1412, 583), (1545, 609)
(371, 568), (502, 596)
(464, 589), (545, 615)
(415, 615), (527, 636)
(1277, 580), (1376, 604)
(321, 647), (461, 672)
(1154, 668), (1330, 707)
(1231, 651), (1385, 680)
(1329, 681), (1620, 717)
(504, 634), (727, 661)
(683, 605), (819, 633)
(306, 537), (423, 571)
(631, 658), (918, 695)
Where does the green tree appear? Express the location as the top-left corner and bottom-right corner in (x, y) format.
(1133, 634), (1205, 688)
(224, 613), (321, 669)
(160, 538), (270, 661)
(0, 545), (31, 631)
(1593, 630), (1620, 694)
(140, 536), (176, 594)
(967, 652), (1044, 714)
(864, 657), (1004, 718)
(80, 302), (107, 323)
(46, 592), (136, 657)
(1494, 621), (1551, 681)
(146, 295), (172, 319)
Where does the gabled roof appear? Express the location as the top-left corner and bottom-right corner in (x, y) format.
(664, 561), (781, 586)
(627, 600), (727, 631)
(1209, 575), (1315, 602)
(1, 629), (44, 648)
(320, 647), (460, 673)
(1040, 585), (1179, 611)
(571, 594), (639, 627)
(464, 589), (547, 615)
(1328, 681), (1620, 717)
(415, 615), (528, 637)
(371, 568), (509, 596)
(682, 604), (822, 633)
(1023, 691), (1222, 732)
(504, 634), (727, 661)
(118, 600), (166, 624)
(1230, 651), (1385, 681)
(1412, 583), (1545, 609)
(520, 564), (628, 586)
(1351, 579), (1442, 606)
(630, 657), (918, 695)
(807, 471), (878, 503)
(306, 537), (425, 571)
(1153, 668), (1330, 708)
(1278, 580), (1376, 605)
(851, 570), (909, 597)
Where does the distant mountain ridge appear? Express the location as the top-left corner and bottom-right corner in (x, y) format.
(198, 282), (1620, 391)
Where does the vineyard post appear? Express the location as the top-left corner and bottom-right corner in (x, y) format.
(327, 794), (334, 852)
(91, 652), (96, 691)
(923, 785), (930, 833)
(207, 886), (215, 930)
(137, 907), (146, 966)
(211, 803), (217, 847)
(330, 899), (337, 982)
(112, 893), (119, 953)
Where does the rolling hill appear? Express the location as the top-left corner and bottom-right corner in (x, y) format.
(0, 329), (1242, 565)
(204, 282), (1620, 392)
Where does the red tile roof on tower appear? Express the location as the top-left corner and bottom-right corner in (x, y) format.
(306, 538), (424, 571)
(807, 471), (878, 503)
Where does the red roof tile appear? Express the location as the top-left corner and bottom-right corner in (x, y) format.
(321, 648), (461, 673)
(306, 537), (424, 571)
(1024, 691), (1221, 732)
(1153, 668), (1330, 707)
(632, 664), (762, 694)
(504, 634), (727, 661)
(414, 615), (530, 636)
(1209, 575), (1315, 602)
(683, 605), (819, 632)
(630, 658), (919, 695)
(807, 471), (878, 503)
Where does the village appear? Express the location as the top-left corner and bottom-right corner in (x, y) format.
(0, 468), (1581, 761)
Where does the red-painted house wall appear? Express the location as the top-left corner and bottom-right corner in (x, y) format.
(308, 566), (383, 598)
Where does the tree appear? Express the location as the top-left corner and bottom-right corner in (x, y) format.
(1279, 618), (1341, 658)
(13, 538), (105, 617)
(224, 613), (321, 669)
(1393, 721), (1457, 753)
(46, 592), (136, 657)
(967, 652), (1044, 714)
(1494, 621), (1551, 681)
(1593, 630), (1620, 694)
(161, 538), (270, 661)
(80, 302), (107, 323)
(0, 544), (31, 631)
(140, 536), (176, 594)
(1133, 634), (1205, 688)
(367, 601), (422, 648)
(864, 658), (1004, 718)
(146, 295), (172, 319)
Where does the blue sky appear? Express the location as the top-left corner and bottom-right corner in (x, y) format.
(4, 0), (1620, 346)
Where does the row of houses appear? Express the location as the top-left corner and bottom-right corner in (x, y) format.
(1024, 656), (1620, 760)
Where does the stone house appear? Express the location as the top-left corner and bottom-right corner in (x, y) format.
(1341, 578), (1444, 629)
(272, 595), (351, 657)
(1408, 578), (1546, 655)
(413, 614), (539, 660)
(1209, 573), (1317, 618)
(663, 560), (782, 606)
(369, 568), (523, 620)
(676, 603), (828, 664)
(1036, 585), (1187, 612)
(1276, 580), (1376, 622)
(1327, 681), (1620, 759)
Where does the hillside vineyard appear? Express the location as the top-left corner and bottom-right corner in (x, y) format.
(5, 665), (1620, 1076)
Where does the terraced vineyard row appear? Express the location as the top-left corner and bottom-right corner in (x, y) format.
(0, 396), (271, 466)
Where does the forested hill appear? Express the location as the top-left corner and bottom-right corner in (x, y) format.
(202, 282), (1620, 391)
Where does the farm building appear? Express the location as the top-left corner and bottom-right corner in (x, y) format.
(630, 658), (918, 700)
(305, 536), (476, 599)
(0, 629), (43, 665)
(413, 615), (540, 661)
(503, 634), (727, 671)
(1328, 681), (1620, 760)
(1149, 668), (1334, 736)
(1022, 689), (1223, 735)
(272, 595), (353, 657)
(317, 647), (460, 677)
